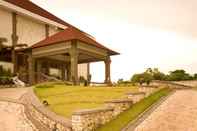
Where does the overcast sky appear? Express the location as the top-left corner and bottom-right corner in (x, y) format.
(32, 0), (197, 82)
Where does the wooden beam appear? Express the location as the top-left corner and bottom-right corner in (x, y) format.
(12, 12), (18, 74)
(45, 24), (49, 38)
(78, 49), (106, 60)
(77, 41), (108, 57)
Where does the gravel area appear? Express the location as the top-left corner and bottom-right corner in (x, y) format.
(134, 90), (197, 131)
(0, 101), (37, 131)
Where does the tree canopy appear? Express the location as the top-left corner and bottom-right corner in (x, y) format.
(130, 68), (196, 85)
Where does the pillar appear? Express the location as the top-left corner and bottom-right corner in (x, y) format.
(45, 24), (49, 38)
(28, 52), (35, 85)
(45, 61), (50, 75)
(66, 63), (71, 81)
(37, 59), (42, 82)
(87, 63), (90, 80)
(70, 40), (78, 85)
(104, 56), (111, 84)
(12, 12), (18, 74)
(61, 64), (66, 80)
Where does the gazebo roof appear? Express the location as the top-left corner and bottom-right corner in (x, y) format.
(31, 28), (119, 55)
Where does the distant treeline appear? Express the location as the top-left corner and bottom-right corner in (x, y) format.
(118, 68), (197, 85)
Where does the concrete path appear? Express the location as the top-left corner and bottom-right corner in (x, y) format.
(0, 87), (29, 100)
(132, 90), (197, 131)
(0, 88), (36, 131)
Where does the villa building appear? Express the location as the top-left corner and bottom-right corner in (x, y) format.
(0, 0), (119, 85)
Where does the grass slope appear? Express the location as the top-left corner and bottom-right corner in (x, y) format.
(97, 88), (172, 131)
(34, 84), (138, 118)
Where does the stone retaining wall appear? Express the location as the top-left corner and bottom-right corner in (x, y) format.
(126, 92), (145, 103)
(105, 99), (133, 116)
(152, 80), (192, 89)
(27, 104), (71, 131)
(72, 99), (133, 131)
(71, 87), (162, 131)
(22, 88), (72, 131)
(139, 87), (155, 97)
(23, 86), (162, 131)
(72, 107), (114, 131)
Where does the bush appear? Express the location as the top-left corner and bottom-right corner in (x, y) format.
(0, 65), (12, 77)
(35, 84), (54, 88)
(0, 76), (14, 85)
(131, 73), (153, 85)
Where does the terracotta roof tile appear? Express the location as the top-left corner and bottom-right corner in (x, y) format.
(32, 28), (119, 55)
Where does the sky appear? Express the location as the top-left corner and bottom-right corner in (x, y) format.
(32, 0), (197, 82)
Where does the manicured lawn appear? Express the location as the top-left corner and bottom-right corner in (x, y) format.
(97, 87), (172, 131)
(34, 83), (138, 118)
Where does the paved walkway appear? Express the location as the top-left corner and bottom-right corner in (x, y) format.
(0, 88), (36, 131)
(133, 90), (197, 131)
(0, 87), (29, 100)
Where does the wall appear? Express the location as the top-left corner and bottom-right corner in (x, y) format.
(0, 8), (12, 46)
(49, 26), (60, 36)
(17, 15), (45, 47)
(72, 108), (114, 131)
(173, 80), (197, 87)
(78, 63), (88, 80)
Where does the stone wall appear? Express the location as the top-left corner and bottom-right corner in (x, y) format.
(126, 92), (145, 103)
(105, 99), (133, 116)
(72, 99), (133, 131)
(72, 107), (114, 131)
(152, 80), (191, 89)
(27, 104), (71, 131)
(22, 88), (72, 131)
(139, 86), (159, 97)
(71, 86), (161, 131)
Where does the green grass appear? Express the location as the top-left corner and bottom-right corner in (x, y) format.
(97, 87), (172, 131)
(34, 83), (138, 118)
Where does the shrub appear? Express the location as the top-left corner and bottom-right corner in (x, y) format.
(35, 84), (54, 88)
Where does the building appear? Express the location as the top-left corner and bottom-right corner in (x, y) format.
(0, 0), (119, 85)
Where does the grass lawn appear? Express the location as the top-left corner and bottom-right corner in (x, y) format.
(97, 87), (172, 131)
(34, 83), (138, 118)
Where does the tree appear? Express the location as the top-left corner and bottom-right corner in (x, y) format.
(152, 68), (166, 80)
(143, 72), (153, 85)
(193, 73), (197, 80)
(117, 78), (124, 84)
(131, 73), (153, 85)
(167, 69), (192, 81)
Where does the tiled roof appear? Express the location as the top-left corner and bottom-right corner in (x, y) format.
(32, 28), (119, 55)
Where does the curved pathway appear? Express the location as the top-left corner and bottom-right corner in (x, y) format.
(0, 88), (37, 131)
(133, 90), (197, 131)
